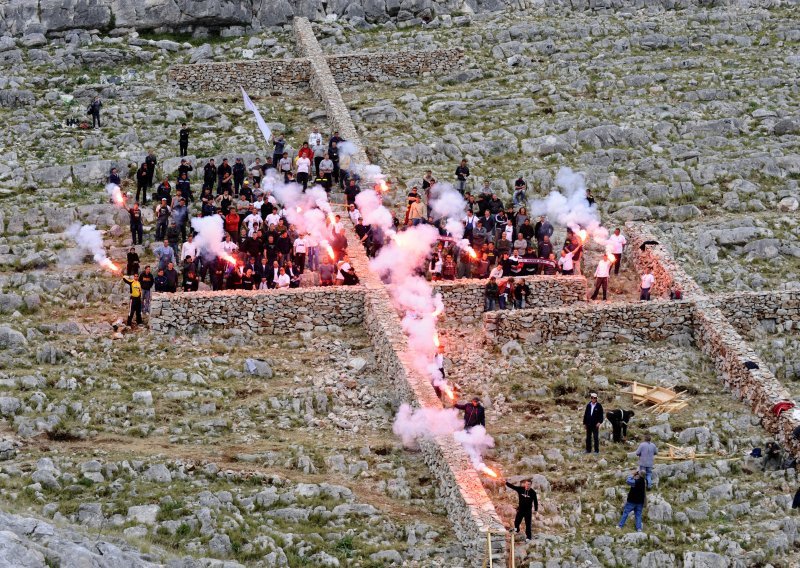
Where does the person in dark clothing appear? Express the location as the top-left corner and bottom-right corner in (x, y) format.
(583, 393), (604, 453)
(145, 150), (157, 190)
(128, 203), (143, 245)
(126, 247), (140, 276)
(164, 263), (178, 293)
(122, 273), (142, 326)
(455, 159), (470, 194)
(218, 159), (233, 195)
(87, 96), (102, 128)
(617, 471), (646, 531)
(272, 135), (286, 174)
(203, 159), (217, 192)
(211, 259), (226, 291)
(182, 270), (199, 292)
(485, 277), (499, 311)
(136, 163), (149, 204)
(179, 123), (189, 156)
(454, 397), (485, 430)
(505, 479), (538, 541)
(534, 216), (554, 245)
(233, 158), (246, 195)
(606, 409), (635, 443)
(108, 167), (121, 186)
(139, 266), (154, 314)
(154, 269), (168, 292)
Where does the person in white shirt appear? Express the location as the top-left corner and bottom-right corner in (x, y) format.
(275, 267), (291, 289)
(296, 155), (312, 190)
(336, 254), (351, 285)
(608, 228), (627, 275)
(279, 153), (292, 180)
(221, 234), (238, 256)
(558, 249), (575, 275)
(265, 212), (281, 228)
(181, 235), (198, 262)
(293, 234), (308, 272)
(244, 211), (262, 238)
(332, 215), (344, 236)
(640, 269), (655, 301)
(489, 264), (504, 280)
(348, 204), (361, 224)
(590, 254), (613, 301)
(308, 128), (322, 149)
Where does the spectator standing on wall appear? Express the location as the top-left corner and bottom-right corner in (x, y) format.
(608, 228), (627, 275)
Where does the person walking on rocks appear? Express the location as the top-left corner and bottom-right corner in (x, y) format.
(640, 268), (655, 301)
(504, 479), (538, 542)
(617, 470), (646, 531)
(136, 163), (149, 205)
(608, 228), (627, 275)
(179, 123), (190, 157)
(139, 266), (154, 315)
(455, 159), (470, 194)
(454, 397), (485, 431)
(87, 96), (102, 128)
(145, 150), (158, 192)
(635, 435), (658, 489)
(583, 393), (603, 454)
(590, 254), (613, 301)
(122, 273), (143, 327)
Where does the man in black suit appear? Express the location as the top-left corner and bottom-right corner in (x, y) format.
(583, 393), (604, 454)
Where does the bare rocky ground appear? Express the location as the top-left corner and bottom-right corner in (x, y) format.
(0, 1), (799, 567)
(440, 326), (800, 567)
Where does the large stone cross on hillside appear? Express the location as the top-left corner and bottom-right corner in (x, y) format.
(168, 18), (464, 166)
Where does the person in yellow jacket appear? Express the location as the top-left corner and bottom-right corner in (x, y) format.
(122, 273), (143, 326)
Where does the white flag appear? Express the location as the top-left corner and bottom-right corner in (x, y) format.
(241, 87), (272, 147)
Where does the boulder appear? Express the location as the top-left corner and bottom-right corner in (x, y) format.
(244, 358), (273, 378)
(0, 326), (27, 348)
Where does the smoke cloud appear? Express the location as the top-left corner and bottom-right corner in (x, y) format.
(392, 403), (463, 447)
(190, 215), (228, 261)
(66, 223), (118, 271)
(528, 166), (609, 246)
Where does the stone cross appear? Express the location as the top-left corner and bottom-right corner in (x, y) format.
(168, 19), (464, 168)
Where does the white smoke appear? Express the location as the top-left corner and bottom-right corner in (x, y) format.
(190, 215), (227, 261)
(528, 166), (608, 245)
(269, 177), (336, 248)
(429, 182), (468, 239)
(454, 426), (495, 471)
(66, 223), (117, 270)
(392, 403), (463, 447)
(355, 189), (393, 229)
(338, 140), (359, 158)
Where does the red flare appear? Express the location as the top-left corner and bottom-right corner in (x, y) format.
(220, 252), (237, 265)
(324, 242), (335, 260)
(578, 229), (588, 243)
(433, 333), (440, 348)
(467, 247), (478, 260)
(376, 181), (389, 193)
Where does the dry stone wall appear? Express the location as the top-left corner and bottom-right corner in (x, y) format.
(168, 60), (312, 94)
(149, 287), (364, 334)
(714, 290), (800, 335)
(433, 276), (586, 327)
(624, 222), (703, 299)
(691, 299), (800, 458)
(484, 300), (694, 346)
(327, 48), (465, 83)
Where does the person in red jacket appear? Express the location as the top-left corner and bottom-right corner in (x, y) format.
(225, 210), (240, 243)
(297, 142), (314, 162)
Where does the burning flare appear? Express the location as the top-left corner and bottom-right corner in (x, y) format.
(375, 180), (389, 193)
(220, 252), (237, 265)
(441, 384), (455, 401)
(322, 241), (335, 260)
(467, 246), (478, 260)
(105, 183), (125, 207)
(578, 229), (588, 243)
(480, 465), (499, 478)
(432, 333), (440, 348)
(99, 258), (120, 273)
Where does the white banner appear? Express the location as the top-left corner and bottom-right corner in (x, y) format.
(241, 87), (272, 147)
